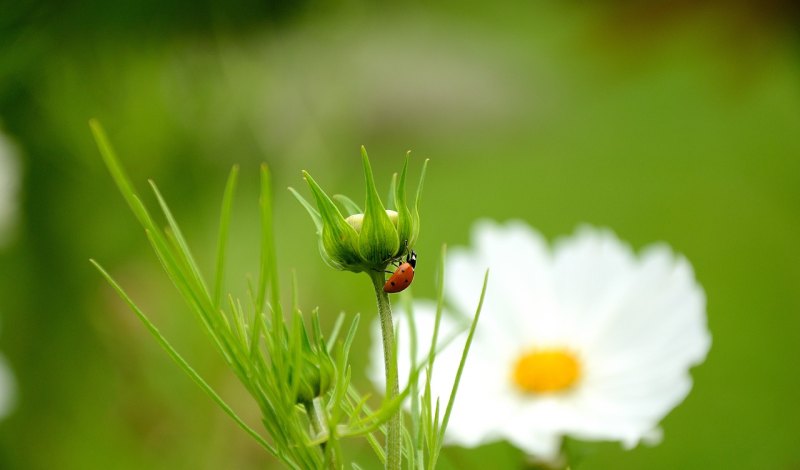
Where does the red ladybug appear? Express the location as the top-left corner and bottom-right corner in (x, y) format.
(383, 250), (417, 293)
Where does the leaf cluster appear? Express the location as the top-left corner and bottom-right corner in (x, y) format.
(89, 121), (413, 469)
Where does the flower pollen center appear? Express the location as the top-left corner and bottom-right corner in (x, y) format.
(512, 349), (581, 394)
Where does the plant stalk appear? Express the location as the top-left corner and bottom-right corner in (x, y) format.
(369, 270), (401, 470)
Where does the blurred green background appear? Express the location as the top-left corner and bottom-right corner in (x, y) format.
(1, 0), (799, 468)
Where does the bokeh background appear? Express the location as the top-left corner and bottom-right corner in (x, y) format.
(1, 1), (799, 468)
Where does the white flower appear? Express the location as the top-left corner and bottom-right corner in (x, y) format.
(0, 125), (17, 419)
(0, 125), (20, 245)
(0, 354), (14, 419)
(369, 220), (711, 461)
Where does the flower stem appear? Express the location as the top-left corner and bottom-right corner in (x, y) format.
(369, 270), (401, 470)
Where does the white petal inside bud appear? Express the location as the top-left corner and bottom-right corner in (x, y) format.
(346, 210), (398, 233)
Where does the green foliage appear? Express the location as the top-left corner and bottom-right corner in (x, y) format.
(89, 120), (425, 469)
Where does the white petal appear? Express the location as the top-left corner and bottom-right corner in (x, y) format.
(583, 247), (710, 362)
(541, 229), (710, 445)
(641, 427), (664, 447)
(504, 427), (563, 462)
(446, 220), (560, 349)
(0, 354), (15, 418)
(549, 226), (639, 346)
(0, 127), (21, 244)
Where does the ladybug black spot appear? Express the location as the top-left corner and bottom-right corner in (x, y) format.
(391, 281), (396, 286)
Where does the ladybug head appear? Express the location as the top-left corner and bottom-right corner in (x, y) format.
(407, 250), (417, 269)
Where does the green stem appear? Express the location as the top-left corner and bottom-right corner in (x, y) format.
(369, 270), (401, 470)
(305, 398), (338, 470)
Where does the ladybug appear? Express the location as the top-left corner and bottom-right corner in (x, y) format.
(383, 250), (417, 293)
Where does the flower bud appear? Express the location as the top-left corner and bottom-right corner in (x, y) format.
(293, 348), (335, 404)
(290, 311), (336, 404)
(291, 147), (427, 272)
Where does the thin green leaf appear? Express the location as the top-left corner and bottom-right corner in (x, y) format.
(229, 295), (247, 347)
(394, 152), (413, 254)
(214, 165), (239, 309)
(436, 270), (489, 453)
(90, 120), (150, 226)
(326, 312), (346, 353)
(345, 354), (425, 436)
(256, 164), (275, 318)
(291, 270), (301, 316)
(149, 181), (212, 302)
(142, 228), (236, 369)
(329, 363), (352, 428)
(430, 398), (440, 466)
(411, 158), (429, 247)
(288, 310), (306, 404)
(401, 426), (416, 470)
(348, 393), (372, 427)
(288, 187), (322, 233)
(341, 313), (360, 368)
(327, 314), (359, 413)
(90, 259), (277, 456)
(327, 337), (351, 418)
(403, 292), (420, 464)
(333, 194), (363, 216)
(426, 244), (447, 378)
(346, 387), (386, 464)
(341, 393), (406, 436)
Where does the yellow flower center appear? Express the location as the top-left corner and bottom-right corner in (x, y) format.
(512, 349), (581, 394)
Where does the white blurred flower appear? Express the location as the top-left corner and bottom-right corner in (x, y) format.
(0, 125), (20, 244)
(0, 124), (18, 418)
(0, 354), (14, 418)
(370, 220), (711, 461)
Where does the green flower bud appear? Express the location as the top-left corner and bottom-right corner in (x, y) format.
(291, 147), (428, 273)
(290, 311), (337, 405)
(293, 348), (335, 404)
